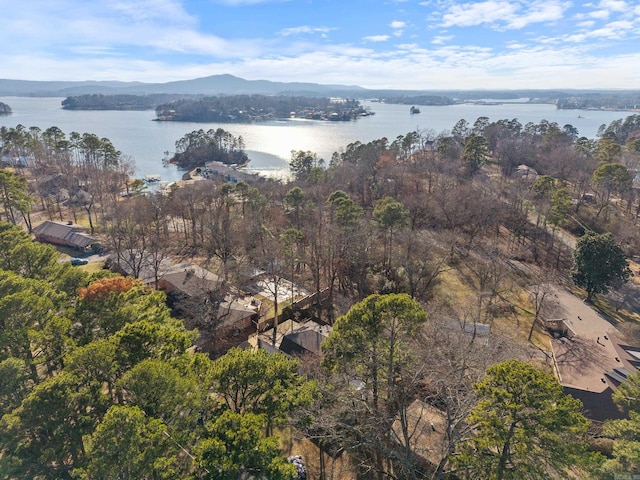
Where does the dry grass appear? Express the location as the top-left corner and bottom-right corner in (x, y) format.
(277, 426), (358, 480)
(77, 261), (106, 274)
(564, 282), (640, 327)
(591, 296), (640, 326)
(435, 269), (476, 310)
(434, 264), (552, 351)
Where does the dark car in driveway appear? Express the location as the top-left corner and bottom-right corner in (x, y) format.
(70, 257), (88, 266)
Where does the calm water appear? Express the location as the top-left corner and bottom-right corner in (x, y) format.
(0, 96), (635, 182)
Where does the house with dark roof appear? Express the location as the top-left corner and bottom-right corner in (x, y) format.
(32, 221), (99, 251)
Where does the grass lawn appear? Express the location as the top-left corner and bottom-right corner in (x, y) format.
(436, 264), (552, 352)
(77, 260), (106, 274)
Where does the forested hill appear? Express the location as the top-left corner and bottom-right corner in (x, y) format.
(556, 92), (640, 110)
(0, 74), (365, 97)
(2, 74), (638, 111)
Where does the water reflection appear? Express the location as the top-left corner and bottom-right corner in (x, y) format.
(1, 96), (635, 182)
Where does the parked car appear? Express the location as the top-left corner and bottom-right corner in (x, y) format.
(70, 257), (88, 266)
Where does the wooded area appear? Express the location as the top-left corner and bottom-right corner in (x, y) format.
(154, 95), (370, 122)
(2, 113), (640, 478)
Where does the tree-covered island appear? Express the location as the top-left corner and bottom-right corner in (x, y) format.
(155, 94), (373, 122)
(169, 128), (249, 170)
(61, 94), (197, 111)
(0, 102), (11, 115)
(60, 93), (373, 121)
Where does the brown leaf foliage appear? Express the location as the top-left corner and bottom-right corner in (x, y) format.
(79, 276), (138, 302)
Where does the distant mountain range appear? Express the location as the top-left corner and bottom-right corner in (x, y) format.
(0, 75), (638, 104)
(0, 74), (367, 98)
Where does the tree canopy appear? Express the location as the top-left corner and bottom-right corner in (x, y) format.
(171, 128), (248, 170)
(0, 221), (315, 479)
(572, 231), (631, 302)
(602, 371), (640, 477)
(453, 359), (593, 479)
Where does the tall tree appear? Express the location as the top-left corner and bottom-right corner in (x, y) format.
(321, 293), (427, 479)
(209, 347), (316, 436)
(462, 135), (489, 176)
(290, 150), (322, 182)
(0, 372), (93, 479)
(592, 163), (632, 218)
(0, 169), (33, 230)
(373, 196), (409, 274)
(601, 371), (640, 476)
(194, 410), (297, 480)
(572, 231), (631, 302)
(453, 359), (593, 480)
(74, 405), (174, 480)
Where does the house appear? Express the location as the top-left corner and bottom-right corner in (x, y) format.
(279, 321), (333, 357)
(0, 154), (35, 168)
(158, 263), (261, 336)
(159, 264), (224, 298)
(514, 164), (538, 180)
(251, 319), (332, 359)
(32, 221), (99, 251)
(545, 284), (640, 421)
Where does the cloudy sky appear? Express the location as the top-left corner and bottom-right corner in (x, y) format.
(2, 0), (639, 89)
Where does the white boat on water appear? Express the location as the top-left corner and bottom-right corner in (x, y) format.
(144, 174), (161, 183)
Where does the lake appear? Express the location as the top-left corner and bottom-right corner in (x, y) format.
(0, 96), (635, 182)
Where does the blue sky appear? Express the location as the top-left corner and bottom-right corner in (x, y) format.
(1, 0), (639, 89)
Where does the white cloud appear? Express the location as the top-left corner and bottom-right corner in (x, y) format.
(432, 35), (454, 44)
(441, 0), (568, 29)
(1, 0), (639, 90)
(564, 19), (635, 42)
(3, 39), (640, 89)
(599, 0), (628, 12)
(364, 35), (391, 42)
(442, 0), (518, 27)
(590, 19), (635, 37)
(506, 1), (568, 28)
(588, 9), (611, 19)
(279, 26), (334, 36)
(396, 43), (421, 50)
(210, 0), (290, 4)
(109, 0), (196, 24)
